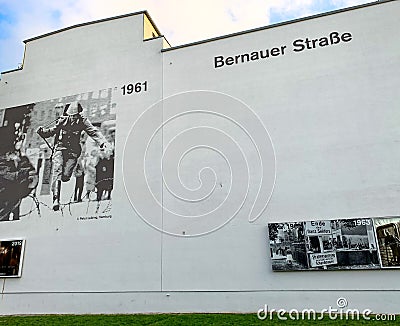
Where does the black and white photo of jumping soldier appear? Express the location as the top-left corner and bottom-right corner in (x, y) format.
(37, 101), (112, 211)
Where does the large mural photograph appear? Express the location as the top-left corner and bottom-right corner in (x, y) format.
(0, 88), (116, 222)
(268, 218), (380, 271)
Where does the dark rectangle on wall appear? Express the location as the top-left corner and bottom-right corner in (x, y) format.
(374, 217), (400, 269)
(0, 239), (25, 277)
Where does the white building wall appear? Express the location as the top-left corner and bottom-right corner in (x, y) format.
(0, 1), (399, 314)
(161, 0), (400, 291)
(0, 13), (165, 296)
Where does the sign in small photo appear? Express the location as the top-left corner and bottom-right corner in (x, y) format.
(305, 220), (332, 236)
(309, 252), (338, 267)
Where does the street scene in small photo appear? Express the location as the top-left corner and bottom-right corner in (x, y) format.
(374, 217), (400, 268)
(268, 218), (380, 271)
(268, 222), (309, 271)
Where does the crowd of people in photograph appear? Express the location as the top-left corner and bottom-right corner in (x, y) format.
(73, 144), (114, 203)
(307, 237), (373, 254)
(0, 105), (38, 221)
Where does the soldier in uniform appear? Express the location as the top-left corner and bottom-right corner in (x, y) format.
(37, 101), (110, 210)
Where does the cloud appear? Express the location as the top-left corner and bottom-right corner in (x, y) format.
(0, 0), (372, 73)
(0, 0), (72, 71)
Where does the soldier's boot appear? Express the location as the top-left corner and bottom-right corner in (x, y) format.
(53, 181), (61, 211)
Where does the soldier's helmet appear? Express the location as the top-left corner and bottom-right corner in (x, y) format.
(64, 102), (83, 116)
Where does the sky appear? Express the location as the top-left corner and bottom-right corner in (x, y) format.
(0, 0), (373, 73)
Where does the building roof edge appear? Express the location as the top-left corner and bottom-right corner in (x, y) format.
(162, 0), (393, 52)
(23, 10), (149, 44)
